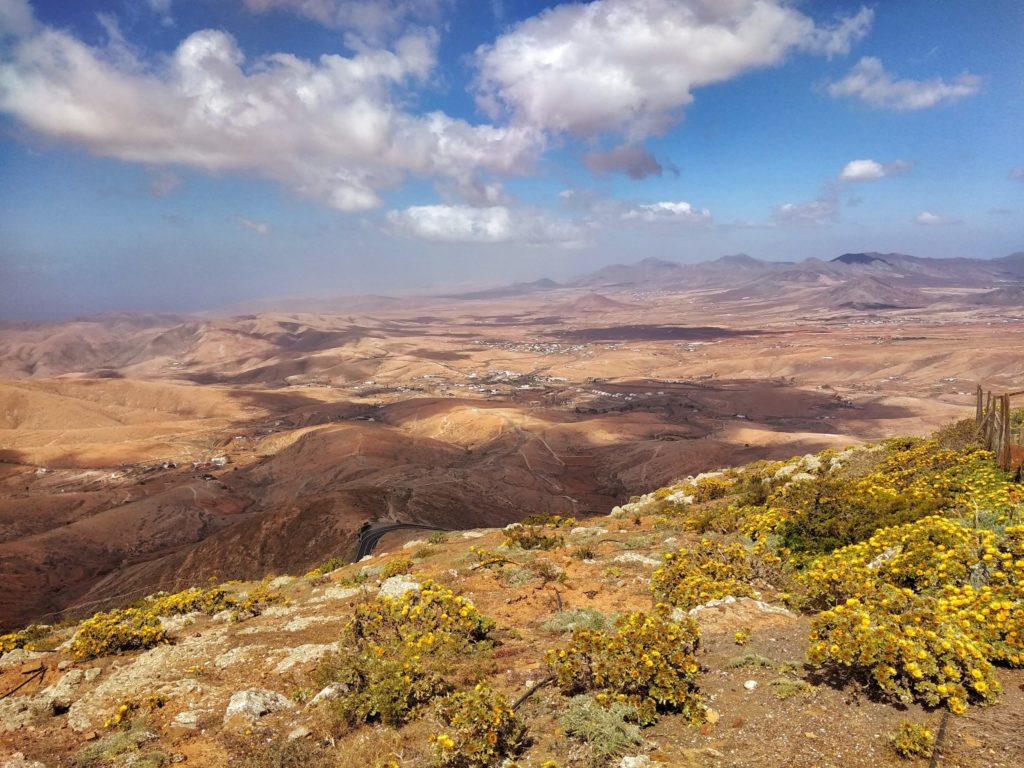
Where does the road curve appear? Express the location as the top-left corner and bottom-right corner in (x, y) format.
(355, 522), (448, 560)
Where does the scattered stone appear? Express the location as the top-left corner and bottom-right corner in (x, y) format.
(377, 575), (421, 599)
(461, 531), (485, 539)
(57, 660), (72, 671)
(687, 596), (795, 617)
(402, 539), (427, 550)
(1, 752), (47, 768)
(170, 711), (202, 731)
(212, 610), (234, 623)
(287, 726), (311, 741)
(613, 552), (661, 567)
(617, 756), (651, 768)
(311, 585), (362, 603)
(259, 606), (297, 619)
(83, 668), (101, 683)
(704, 707), (720, 724)
(160, 612), (202, 634)
(215, 646), (264, 670)
(744, 680), (758, 691)
(282, 616), (333, 632)
(0, 698), (34, 734)
(269, 576), (294, 589)
(307, 683), (348, 707)
(0, 650), (46, 671)
(35, 669), (84, 714)
(223, 689), (295, 724)
(273, 643), (335, 674)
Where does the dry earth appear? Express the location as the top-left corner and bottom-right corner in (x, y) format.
(1, 280), (1022, 631)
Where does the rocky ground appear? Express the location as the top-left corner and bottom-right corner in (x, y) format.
(2, 475), (1022, 768)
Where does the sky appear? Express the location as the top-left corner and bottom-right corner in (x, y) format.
(0, 0), (1022, 320)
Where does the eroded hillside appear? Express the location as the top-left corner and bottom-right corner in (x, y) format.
(2, 426), (1022, 767)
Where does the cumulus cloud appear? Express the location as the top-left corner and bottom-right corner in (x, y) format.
(839, 158), (911, 181)
(1010, 167), (1024, 181)
(387, 205), (587, 246)
(236, 215), (271, 235)
(773, 196), (838, 226)
(583, 144), (664, 180)
(621, 201), (711, 225)
(475, 0), (872, 140)
(242, 0), (446, 43)
(914, 211), (959, 226)
(0, 7), (542, 211)
(827, 57), (981, 110)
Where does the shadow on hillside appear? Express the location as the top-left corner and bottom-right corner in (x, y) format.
(550, 324), (770, 342)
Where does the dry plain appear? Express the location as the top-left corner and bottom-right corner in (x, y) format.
(2, 260), (1022, 632)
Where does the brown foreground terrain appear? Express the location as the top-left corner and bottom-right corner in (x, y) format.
(1, 253), (1023, 631)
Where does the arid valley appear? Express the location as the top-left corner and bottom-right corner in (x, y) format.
(3, 252), (1022, 633)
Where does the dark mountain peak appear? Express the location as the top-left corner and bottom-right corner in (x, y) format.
(634, 257), (682, 269)
(833, 253), (891, 266)
(713, 253), (763, 268)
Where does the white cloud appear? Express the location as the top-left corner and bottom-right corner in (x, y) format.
(914, 211), (959, 226)
(475, 0), (871, 141)
(0, 0), (35, 39)
(773, 196), (838, 226)
(387, 205), (587, 246)
(1010, 167), (1024, 181)
(242, 0), (446, 44)
(621, 201), (711, 225)
(236, 215), (271, 235)
(839, 158), (911, 181)
(827, 57), (981, 110)
(0, 11), (542, 211)
(583, 144), (664, 180)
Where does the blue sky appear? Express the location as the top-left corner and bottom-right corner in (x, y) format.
(0, 0), (1021, 320)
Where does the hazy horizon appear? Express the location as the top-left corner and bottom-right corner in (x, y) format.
(1, 0), (1022, 321)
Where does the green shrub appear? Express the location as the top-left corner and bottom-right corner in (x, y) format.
(559, 694), (641, 758)
(540, 608), (613, 635)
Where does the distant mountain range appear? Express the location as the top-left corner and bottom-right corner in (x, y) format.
(446, 251), (1024, 312)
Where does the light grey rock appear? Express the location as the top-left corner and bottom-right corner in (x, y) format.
(170, 710), (202, 730)
(0, 698), (34, 734)
(744, 679), (758, 691)
(617, 757), (651, 768)
(214, 646), (264, 670)
(1, 753), (48, 768)
(307, 682), (348, 707)
(0, 650), (46, 671)
(377, 575), (421, 600)
(287, 726), (311, 741)
(223, 689), (295, 724)
(311, 585), (362, 604)
(159, 612), (202, 634)
(35, 669), (84, 714)
(460, 531), (485, 539)
(613, 553), (661, 567)
(402, 539), (427, 550)
(269, 576), (294, 589)
(273, 643), (335, 674)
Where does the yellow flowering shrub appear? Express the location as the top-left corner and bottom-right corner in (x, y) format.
(502, 514), (574, 551)
(545, 609), (703, 726)
(102, 695), (165, 729)
(807, 590), (1000, 713)
(346, 580), (495, 649)
(939, 584), (1024, 667)
(71, 609), (169, 659)
(431, 684), (527, 768)
(146, 586), (236, 616)
(321, 582), (497, 729)
(690, 475), (733, 503)
(381, 557), (414, 579)
(650, 539), (755, 609)
(889, 721), (935, 759)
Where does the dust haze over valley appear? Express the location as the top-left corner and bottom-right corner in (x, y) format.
(2, 251), (1023, 632)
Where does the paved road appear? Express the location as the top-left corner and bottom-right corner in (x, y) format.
(355, 522), (448, 560)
